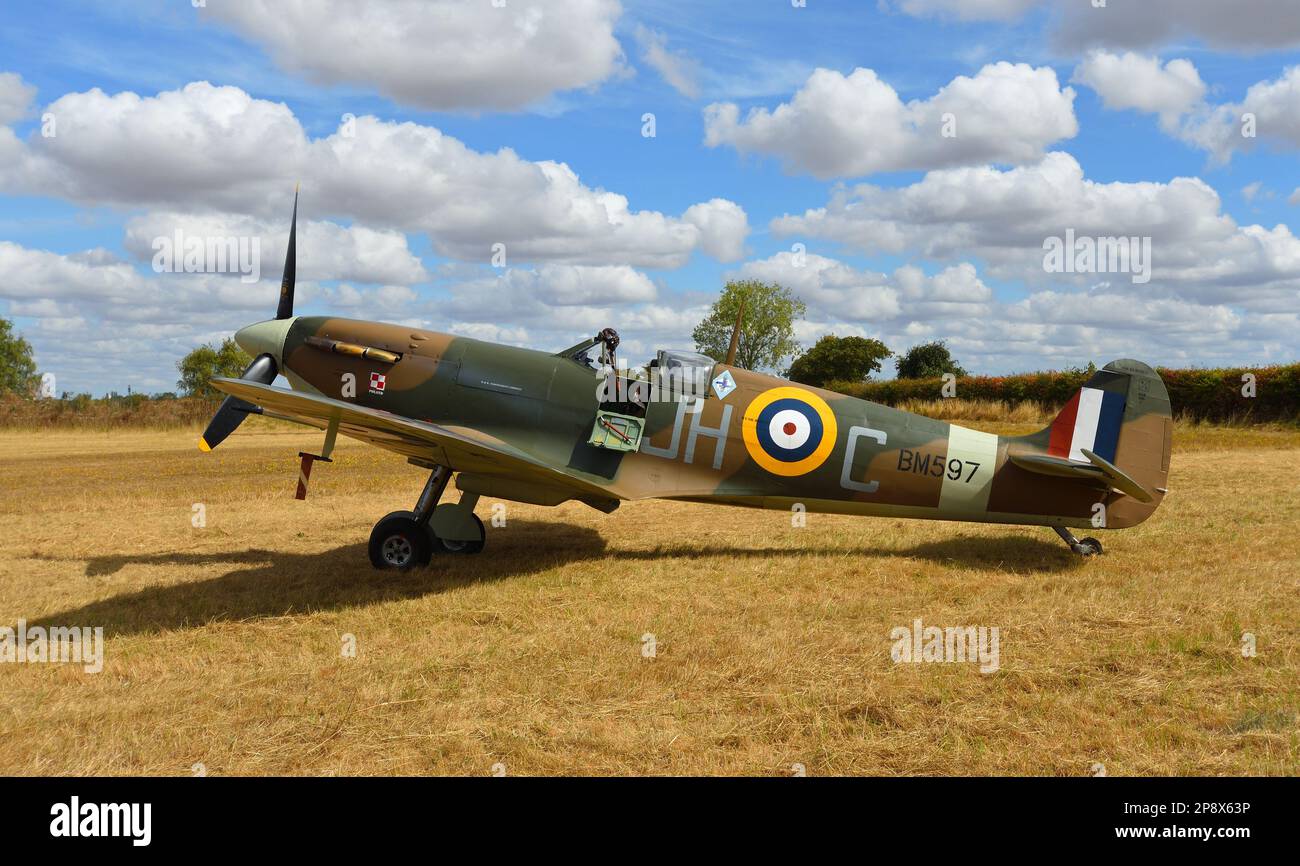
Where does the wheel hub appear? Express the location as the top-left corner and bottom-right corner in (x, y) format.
(381, 534), (413, 567)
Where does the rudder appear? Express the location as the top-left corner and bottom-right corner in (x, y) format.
(1039, 359), (1172, 527)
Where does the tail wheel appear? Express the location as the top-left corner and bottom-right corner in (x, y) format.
(432, 514), (486, 555)
(368, 511), (432, 570)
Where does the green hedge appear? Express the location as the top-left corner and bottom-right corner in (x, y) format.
(0, 393), (217, 428)
(827, 364), (1300, 424)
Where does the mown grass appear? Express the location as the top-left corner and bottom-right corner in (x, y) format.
(0, 426), (1295, 776)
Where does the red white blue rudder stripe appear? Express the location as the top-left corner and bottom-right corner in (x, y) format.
(1047, 387), (1126, 463)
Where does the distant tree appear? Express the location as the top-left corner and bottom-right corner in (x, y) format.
(177, 338), (251, 399)
(787, 335), (892, 388)
(895, 340), (968, 379)
(0, 317), (38, 396)
(692, 280), (806, 371)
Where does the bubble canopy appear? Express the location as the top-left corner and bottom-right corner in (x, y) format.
(654, 349), (716, 373)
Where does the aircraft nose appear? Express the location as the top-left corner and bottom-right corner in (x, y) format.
(235, 317), (295, 365)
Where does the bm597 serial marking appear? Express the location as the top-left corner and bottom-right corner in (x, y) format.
(201, 193), (1172, 569)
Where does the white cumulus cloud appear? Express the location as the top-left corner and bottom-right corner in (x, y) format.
(201, 0), (626, 111)
(1072, 51), (1206, 127)
(892, 0), (1300, 52)
(123, 212), (428, 286)
(703, 62), (1076, 178)
(773, 152), (1300, 310)
(0, 72), (35, 125)
(1072, 55), (1300, 163)
(0, 81), (748, 269)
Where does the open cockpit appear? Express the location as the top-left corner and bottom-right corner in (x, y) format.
(557, 328), (718, 452)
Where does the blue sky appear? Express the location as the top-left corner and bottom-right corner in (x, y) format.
(1, 0), (1298, 395)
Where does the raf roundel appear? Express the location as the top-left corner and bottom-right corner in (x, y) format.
(742, 387), (838, 476)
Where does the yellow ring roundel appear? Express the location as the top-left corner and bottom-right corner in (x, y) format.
(742, 386), (838, 477)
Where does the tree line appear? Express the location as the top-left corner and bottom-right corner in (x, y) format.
(691, 279), (966, 387)
(0, 315), (253, 400)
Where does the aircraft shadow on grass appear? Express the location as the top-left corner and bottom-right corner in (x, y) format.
(31, 522), (1081, 638)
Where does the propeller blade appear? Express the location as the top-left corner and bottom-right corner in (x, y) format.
(197, 353), (278, 452)
(275, 184), (299, 320)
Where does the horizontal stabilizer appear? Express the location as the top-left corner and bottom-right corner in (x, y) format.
(1009, 448), (1154, 503)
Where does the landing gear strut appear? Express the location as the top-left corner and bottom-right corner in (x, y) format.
(367, 466), (487, 570)
(1053, 525), (1103, 557)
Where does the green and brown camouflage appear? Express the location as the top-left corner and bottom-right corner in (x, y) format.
(220, 313), (1171, 534)
(204, 193), (1169, 563)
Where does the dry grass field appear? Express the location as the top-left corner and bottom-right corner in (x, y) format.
(1, 418), (1297, 776)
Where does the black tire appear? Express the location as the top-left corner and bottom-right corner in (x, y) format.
(432, 514), (486, 555)
(368, 511), (432, 570)
(1079, 537), (1104, 556)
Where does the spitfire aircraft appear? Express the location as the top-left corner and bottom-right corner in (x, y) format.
(202, 193), (1172, 569)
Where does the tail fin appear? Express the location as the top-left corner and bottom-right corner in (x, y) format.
(1020, 360), (1172, 528)
(1047, 367), (1133, 464)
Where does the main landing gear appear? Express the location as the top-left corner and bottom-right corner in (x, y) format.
(368, 466), (486, 570)
(1053, 525), (1103, 557)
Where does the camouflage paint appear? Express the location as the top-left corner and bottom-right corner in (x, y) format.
(235, 316), (1170, 532)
